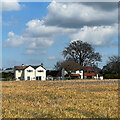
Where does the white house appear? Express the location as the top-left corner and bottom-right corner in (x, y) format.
(14, 64), (46, 80)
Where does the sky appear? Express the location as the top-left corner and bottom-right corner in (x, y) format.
(2, 0), (118, 69)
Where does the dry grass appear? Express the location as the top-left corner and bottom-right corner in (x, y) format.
(2, 80), (119, 118)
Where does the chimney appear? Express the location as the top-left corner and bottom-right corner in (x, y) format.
(41, 63), (43, 67)
(22, 64), (24, 66)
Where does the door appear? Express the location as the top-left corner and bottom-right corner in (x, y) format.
(38, 76), (41, 80)
(27, 76), (30, 80)
(36, 76), (41, 80)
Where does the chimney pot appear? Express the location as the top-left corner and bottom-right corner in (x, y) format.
(41, 63), (43, 67)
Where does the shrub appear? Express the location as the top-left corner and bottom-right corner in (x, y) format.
(104, 74), (120, 79)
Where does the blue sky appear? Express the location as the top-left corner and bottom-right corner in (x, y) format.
(2, 1), (118, 69)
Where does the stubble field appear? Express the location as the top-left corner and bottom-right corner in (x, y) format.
(2, 79), (119, 118)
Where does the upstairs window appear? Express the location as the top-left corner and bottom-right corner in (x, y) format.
(71, 71), (76, 74)
(18, 77), (21, 80)
(27, 70), (33, 72)
(38, 70), (43, 72)
(87, 71), (92, 74)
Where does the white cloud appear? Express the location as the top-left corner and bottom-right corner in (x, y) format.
(44, 2), (117, 28)
(4, 19), (75, 51)
(70, 24), (117, 46)
(25, 49), (35, 55)
(48, 56), (64, 60)
(5, 31), (54, 49)
(4, 32), (24, 47)
(26, 37), (54, 49)
(48, 56), (56, 60)
(2, 0), (21, 11)
(8, 31), (15, 37)
(24, 19), (76, 38)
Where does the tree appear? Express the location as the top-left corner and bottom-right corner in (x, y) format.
(2, 72), (14, 81)
(92, 64), (101, 73)
(54, 60), (80, 71)
(62, 40), (102, 66)
(102, 55), (120, 74)
(54, 61), (63, 71)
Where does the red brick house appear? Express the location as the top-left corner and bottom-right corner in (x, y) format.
(70, 66), (103, 80)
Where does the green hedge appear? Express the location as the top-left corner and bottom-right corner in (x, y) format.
(104, 74), (120, 79)
(1, 72), (14, 81)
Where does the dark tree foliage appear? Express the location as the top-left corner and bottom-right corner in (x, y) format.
(61, 60), (80, 72)
(54, 61), (63, 71)
(102, 56), (120, 74)
(5, 68), (13, 70)
(92, 64), (101, 73)
(54, 60), (80, 71)
(63, 40), (102, 66)
(2, 72), (14, 81)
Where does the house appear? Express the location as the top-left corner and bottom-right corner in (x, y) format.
(14, 64), (46, 80)
(70, 66), (103, 80)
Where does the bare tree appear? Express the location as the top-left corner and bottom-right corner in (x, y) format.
(54, 61), (63, 71)
(54, 60), (80, 71)
(63, 40), (102, 66)
(102, 56), (120, 74)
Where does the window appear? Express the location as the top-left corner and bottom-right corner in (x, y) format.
(87, 71), (92, 74)
(18, 77), (21, 80)
(27, 70), (33, 72)
(38, 70), (43, 72)
(71, 71), (75, 74)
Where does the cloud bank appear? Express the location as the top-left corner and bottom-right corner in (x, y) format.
(2, 0), (21, 11)
(4, 1), (118, 54)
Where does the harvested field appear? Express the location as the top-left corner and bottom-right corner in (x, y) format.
(2, 79), (119, 118)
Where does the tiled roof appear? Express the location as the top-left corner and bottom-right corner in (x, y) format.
(14, 66), (28, 70)
(70, 66), (94, 71)
(14, 65), (45, 70)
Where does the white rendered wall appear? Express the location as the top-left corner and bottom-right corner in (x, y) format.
(36, 66), (46, 80)
(24, 66), (35, 80)
(15, 70), (23, 80)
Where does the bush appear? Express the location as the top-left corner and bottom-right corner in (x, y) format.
(104, 74), (120, 79)
(1, 72), (14, 81)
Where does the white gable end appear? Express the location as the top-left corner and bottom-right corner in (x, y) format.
(36, 66), (46, 80)
(24, 66), (35, 80)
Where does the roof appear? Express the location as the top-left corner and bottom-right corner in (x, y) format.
(14, 66), (27, 70)
(14, 65), (46, 70)
(61, 61), (94, 72)
(67, 66), (94, 72)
